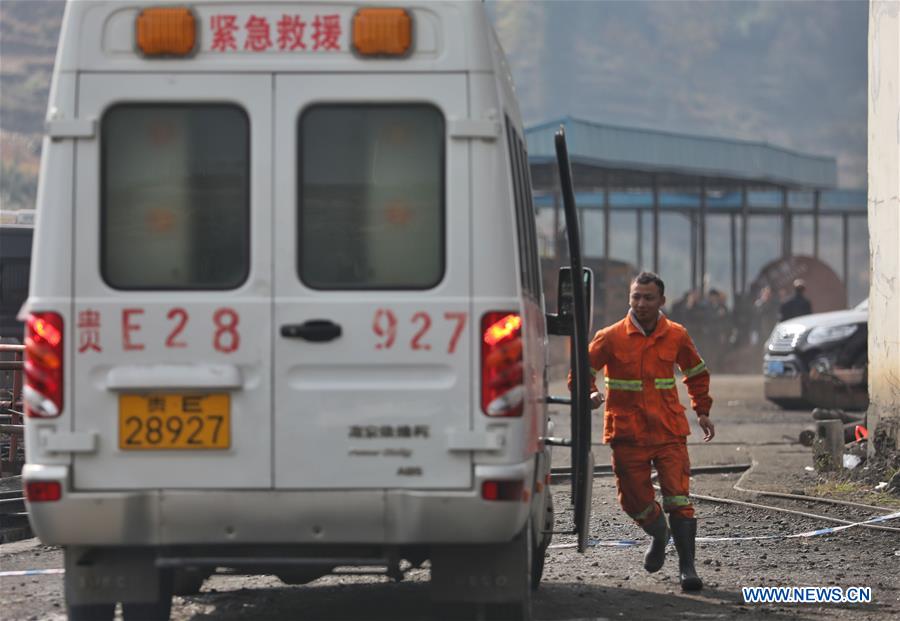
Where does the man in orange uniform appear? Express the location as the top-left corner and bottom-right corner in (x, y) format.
(572, 272), (714, 590)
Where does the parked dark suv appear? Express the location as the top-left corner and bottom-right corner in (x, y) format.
(0, 220), (33, 343)
(763, 299), (868, 410)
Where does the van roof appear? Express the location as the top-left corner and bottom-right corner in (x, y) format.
(56, 0), (497, 74)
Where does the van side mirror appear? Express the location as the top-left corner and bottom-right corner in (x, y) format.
(546, 266), (593, 336)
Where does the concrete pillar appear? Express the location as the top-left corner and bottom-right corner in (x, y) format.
(813, 420), (845, 472)
(867, 1), (900, 457)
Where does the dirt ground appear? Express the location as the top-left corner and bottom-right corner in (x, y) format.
(2, 375), (899, 620)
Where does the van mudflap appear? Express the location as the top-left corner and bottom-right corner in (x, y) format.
(64, 546), (171, 607)
(430, 518), (533, 614)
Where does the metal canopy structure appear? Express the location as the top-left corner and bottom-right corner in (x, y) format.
(526, 116), (837, 189)
(526, 117), (866, 309)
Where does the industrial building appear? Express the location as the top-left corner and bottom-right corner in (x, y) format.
(526, 117), (867, 329)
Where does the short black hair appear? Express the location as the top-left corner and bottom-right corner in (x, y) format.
(631, 271), (665, 296)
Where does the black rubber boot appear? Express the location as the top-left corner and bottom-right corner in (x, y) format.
(639, 511), (669, 573)
(670, 516), (703, 591)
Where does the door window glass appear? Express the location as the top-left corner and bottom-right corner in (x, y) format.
(505, 116), (541, 300)
(101, 105), (249, 289)
(299, 105), (445, 289)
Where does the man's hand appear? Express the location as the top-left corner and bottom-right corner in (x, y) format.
(590, 391), (604, 410)
(698, 414), (715, 442)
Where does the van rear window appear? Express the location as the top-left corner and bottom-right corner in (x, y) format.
(101, 105), (249, 290)
(298, 105), (445, 289)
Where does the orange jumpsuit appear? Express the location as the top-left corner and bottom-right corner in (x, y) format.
(570, 313), (712, 526)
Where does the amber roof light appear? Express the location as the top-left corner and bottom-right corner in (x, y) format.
(136, 7), (196, 56)
(353, 8), (412, 57)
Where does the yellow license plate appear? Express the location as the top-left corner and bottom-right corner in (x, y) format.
(119, 394), (230, 450)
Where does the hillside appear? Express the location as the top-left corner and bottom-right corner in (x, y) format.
(0, 0), (63, 210)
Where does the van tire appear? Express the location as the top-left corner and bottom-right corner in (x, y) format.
(122, 600), (172, 621)
(122, 569), (173, 621)
(493, 601), (533, 621)
(66, 603), (115, 621)
(276, 568), (331, 585)
(172, 568), (207, 595)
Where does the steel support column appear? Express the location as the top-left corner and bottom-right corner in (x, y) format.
(842, 213), (850, 288)
(690, 212), (697, 291)
(699, 180), (707, 295)
(603, 178), (611, 318)
(741, 185), (749, 293)
(636, 209), (643, 269)
(652, 177), (660, 274)
(781, 187), (791, 259)
(730, 213), (738, 305)
(813, 189), (820, 259)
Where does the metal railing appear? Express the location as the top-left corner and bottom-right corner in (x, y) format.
(0, 344), (25, 477)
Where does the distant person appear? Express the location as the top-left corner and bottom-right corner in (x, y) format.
(779, 279), (813, 321)
(668, 291), (690, 324)
(707, 289), (728, 324)
(706, 289), (731, 367)
(683, 290), (713, 358)
(752, 285), (778, 345)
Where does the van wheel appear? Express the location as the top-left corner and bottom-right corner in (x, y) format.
(276, 568), (331, 585)
(493, 600), (533, 621)
(432, 602), (478, 621)
(66, 603), (115, 621)
(122, 600), (172, 621)
(172, 568), (207, 595)
(122, 569), (173, 621)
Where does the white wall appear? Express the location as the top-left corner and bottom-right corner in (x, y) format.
(867, 1), (900, 455)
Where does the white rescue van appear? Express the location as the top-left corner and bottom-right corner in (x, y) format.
(22, 2), (594, 619)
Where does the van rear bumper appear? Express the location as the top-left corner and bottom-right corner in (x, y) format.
(24, 463), (532, 546)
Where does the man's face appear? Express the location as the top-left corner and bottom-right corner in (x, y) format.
(630, 282), (665, 323)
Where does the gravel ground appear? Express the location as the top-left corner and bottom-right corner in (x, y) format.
(2, 375), (899, 620)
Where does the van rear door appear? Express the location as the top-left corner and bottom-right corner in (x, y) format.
(272, 74), (473, 488)
(71, 74), (272, 489)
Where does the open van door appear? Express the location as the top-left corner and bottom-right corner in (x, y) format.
(555, 128), (594, 552)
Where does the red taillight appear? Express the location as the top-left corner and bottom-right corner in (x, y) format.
(481, 312), (524, 417)
(481, 479), (525, 501)
(25, 481), (62, 502)
(484, 313), (522, 346)
(24, 312), (64, 418)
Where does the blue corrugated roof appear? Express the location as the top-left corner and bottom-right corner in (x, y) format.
(526, 116), (838, 189)
(532, 189), (866, 213)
